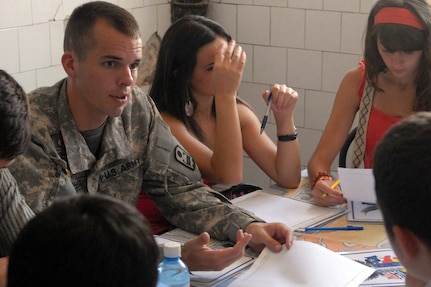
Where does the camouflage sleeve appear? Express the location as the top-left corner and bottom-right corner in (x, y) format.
(142, 107), (264, 242)
(0, 169), (35, 257)
(9, 134), (75, 213)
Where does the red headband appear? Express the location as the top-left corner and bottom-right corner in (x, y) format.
(374, 7), (425, 31)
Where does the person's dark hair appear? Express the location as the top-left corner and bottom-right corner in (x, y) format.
(64, 1), (141, 60)
(373, 111), (431, 250)
(364, 0), (431, 110)
(0, 70), (29, 161)
(150, 15), (251, 143)
(7, 193), (159, 287)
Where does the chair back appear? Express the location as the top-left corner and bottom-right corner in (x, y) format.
(338, 127), (357, 168)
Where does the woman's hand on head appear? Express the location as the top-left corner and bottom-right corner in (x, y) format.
(213, 40), (246, 98)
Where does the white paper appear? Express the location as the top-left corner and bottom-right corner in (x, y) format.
(337, 168), (376, 203)
(230, 241), (375, 287)
(232, 190), (347, 230)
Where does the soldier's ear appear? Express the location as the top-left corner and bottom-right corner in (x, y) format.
(62, 52), (78, 78)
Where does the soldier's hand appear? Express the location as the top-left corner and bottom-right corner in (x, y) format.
(245, 222), (294, 253)
(181, 230), (251, 271)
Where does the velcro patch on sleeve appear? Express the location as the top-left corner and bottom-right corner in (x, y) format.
(174, 145), (196, 170)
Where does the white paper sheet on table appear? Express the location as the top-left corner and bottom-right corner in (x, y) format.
(337, 168), (376, 203)
(229, 241), (375, 287)
(232, 190), (347, 230)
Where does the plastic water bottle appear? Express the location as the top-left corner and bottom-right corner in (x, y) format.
(157, 241), (190, 287)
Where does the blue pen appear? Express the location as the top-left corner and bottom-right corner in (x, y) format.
(260, 92), (273, 134)
(297, 225), (364, 232)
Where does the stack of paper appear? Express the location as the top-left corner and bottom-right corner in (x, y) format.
(189, 256), (254, 287)
(231, 190), (348, 230)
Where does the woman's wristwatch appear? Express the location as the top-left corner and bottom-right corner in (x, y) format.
(277, 127), (298, 142)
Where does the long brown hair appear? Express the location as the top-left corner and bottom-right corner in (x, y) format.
(150, 15), (253, 143)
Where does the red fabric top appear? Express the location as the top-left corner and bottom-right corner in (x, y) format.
(358, 60), (403, 168)
(136, 179), (215, 234)
(136, 189), (173, 235)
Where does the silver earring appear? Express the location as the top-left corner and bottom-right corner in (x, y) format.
(185, 100), (194, 117)
(185, 88), (194, 117)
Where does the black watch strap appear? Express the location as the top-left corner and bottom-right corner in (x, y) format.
(278, 129), (298, 142)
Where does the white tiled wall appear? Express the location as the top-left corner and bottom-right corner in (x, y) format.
(208, 0), (376, 188)
(0, 0), (171, 92)
(0, 0), (377, 188)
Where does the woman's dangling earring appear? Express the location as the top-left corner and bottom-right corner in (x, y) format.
(185, 100), (194, 117)
(185, 89), (194, 117)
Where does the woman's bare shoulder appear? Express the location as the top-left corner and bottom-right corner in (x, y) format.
(160, 112), (188, 131)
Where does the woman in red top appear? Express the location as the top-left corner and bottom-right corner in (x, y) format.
(308, 0), (431, 206)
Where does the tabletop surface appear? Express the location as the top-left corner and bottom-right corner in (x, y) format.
(276, 177), (390, 252)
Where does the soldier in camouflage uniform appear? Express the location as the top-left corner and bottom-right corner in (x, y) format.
(8, 1), (294, 271)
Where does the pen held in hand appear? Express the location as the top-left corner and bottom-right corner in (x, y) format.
(321, 179), (340, 198)
(260, 92), (273, 134)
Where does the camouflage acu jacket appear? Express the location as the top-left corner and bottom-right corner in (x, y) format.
(9, 79), (261, 242)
